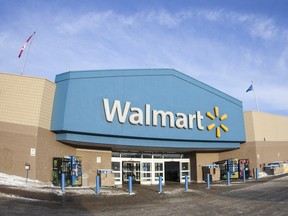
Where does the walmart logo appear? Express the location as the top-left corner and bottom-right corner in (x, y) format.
(206, 107), (228, 138)
(103, 99), (229, 138)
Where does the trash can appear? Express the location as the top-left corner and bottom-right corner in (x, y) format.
(202, 165), (220, 182)
(97, 169), (115, 187)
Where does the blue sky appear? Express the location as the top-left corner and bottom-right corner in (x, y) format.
(1, 0), (288, 115)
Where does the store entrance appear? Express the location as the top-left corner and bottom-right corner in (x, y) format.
(122, 161), (140, 182)
(165, 162), (180, 182)
(111, 152), (190, 186)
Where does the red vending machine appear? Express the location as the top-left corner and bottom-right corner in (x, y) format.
(238, 159), (250, 179)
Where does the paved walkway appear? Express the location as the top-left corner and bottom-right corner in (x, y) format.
(0, 174), (287, 215)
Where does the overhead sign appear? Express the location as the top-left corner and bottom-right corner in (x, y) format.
(51, 69), (245, 150)
(103, 98), (229, 138)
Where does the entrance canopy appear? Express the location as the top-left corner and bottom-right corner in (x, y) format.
(51, 69), (245, 152)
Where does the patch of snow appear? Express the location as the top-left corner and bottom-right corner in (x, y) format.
(0, 172), (128, 196)
(0, 172), (52, 188)
(0, 192), (42, 202)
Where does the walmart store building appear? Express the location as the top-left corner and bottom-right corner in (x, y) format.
(1, 69), (288, 186)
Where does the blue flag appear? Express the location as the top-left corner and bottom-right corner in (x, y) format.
(246, 84), (253, 92)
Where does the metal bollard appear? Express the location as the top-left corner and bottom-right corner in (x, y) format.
(243, 169), (246, 183)
(128, 176), (133, 195)
(61, 173), (65, 193)
(158, 176), (162, 193)
(227, 171), (230, 186)
(206, 173), (210, 189)
(185, 175), (188, 191)
(96, 175), (100, 195)
(255, 168), (259, 180)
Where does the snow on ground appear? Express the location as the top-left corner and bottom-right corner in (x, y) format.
(0, 172), (52, 187)
(0, 192), (48, 202)
(0, 172), (127, 196)
(0, 172), (64, 196)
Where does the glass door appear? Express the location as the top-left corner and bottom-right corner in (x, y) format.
(180, 161), (190, 183)
(122, 161), (140, 182)
(111, 161), (122, 185)
(140, 162), (152, 185)
(135, 162), (141, 181)
(154, 161), (164, 184)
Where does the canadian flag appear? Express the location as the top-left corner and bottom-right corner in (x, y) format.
(18, 32), (36, 58)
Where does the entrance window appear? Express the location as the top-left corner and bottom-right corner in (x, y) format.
(182, 162), (188, 170)
(153, 154), (163, 159)
(142, 154), (152, 158)
(111, 161), (122, 185)
(164, 154), (182, 159)
(155, 162), (163, 171)
(112, 152), (120, 157)
(143, 162), (151, 171)
(121, 153), (142, 158)
(112, 162), (120, 171)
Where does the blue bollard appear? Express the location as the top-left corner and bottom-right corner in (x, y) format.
(206, 173), (210, 189)
(255, 168), (259, 180)
(227, 171), (230, 186)
(96, 175), (100, 195)
(243, 169), (246, 183)
(158, 176), (162, 193)
(185, 175), (188, 191)
(61, 173), (65, 193)
(128, 176), (133, 195)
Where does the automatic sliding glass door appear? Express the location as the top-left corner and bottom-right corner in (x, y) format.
(180, 161), (190, 183)
(154, 161), (164, 184)
(140, 162), (152, 185)
(111, 160), (122, 185)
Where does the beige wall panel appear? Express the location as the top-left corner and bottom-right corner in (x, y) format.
(36, 128), (75, 183)
(195, 153), (219, 182)
(244, 112), (255, 142)
(76, 149), (112, 186)
(38, 81), (56, 129)
(0, 73), (55, 129)
(0, 121), (37, 179)
(255, 141), (288, 169)
(246, 111), (288, 141)
(219, 142), (257, 173)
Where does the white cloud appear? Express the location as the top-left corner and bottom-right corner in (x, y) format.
(197, 9), (224, 21)
(1, 6), (288, 115)
(145, 9), (192, 28)
(249, 18), (277, 40)
(194, 9), (281, 41)
(0, 31), (9, 47)
(56, 11), (114, 34)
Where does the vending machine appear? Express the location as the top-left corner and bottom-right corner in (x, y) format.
(227, 158), (239, 179)
(215, 158), (239, 180)
(238, 159), (250, 179)
(52, 157), (71, 186)
(70, 156), (82, 186)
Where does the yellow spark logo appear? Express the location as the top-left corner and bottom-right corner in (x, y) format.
(206, 106), (228, 138)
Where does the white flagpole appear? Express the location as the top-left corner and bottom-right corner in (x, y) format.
(252, 81), (260, 112)
(21, 33), (36, 76)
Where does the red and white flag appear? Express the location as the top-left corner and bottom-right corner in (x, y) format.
(18, 32), (36, 58)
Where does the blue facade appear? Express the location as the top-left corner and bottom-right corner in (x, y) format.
(51, 69), (245, 151)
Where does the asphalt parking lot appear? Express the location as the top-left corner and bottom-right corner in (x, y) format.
(0, 174), (287, 216)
